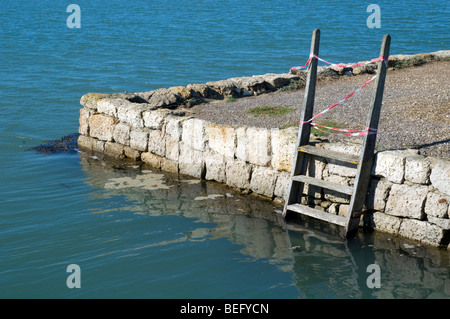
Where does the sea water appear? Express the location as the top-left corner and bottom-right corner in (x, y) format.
(1, 0), (449, 298)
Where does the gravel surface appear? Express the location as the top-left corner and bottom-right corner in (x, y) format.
(190, 61), (450, 159)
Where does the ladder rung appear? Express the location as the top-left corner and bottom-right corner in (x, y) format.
(292, 175), (353, 195)
(286, 203), (347, 226)
(298, 145), (359, 165)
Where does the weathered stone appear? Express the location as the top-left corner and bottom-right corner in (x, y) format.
(205, 79), (237, 96)
(169, 86), (192, 100)
(274, 171), (290, 199)
(147, 88), (181, 109)
(398, 219), (448, 246)
(372, 211), (402, 235)
(250, 166), (278, 198)
(97, 98), (121, 117)
(425, 192), (449, 218)
(161, 158), (178, 173)
(430, 160), (450, 196)
(129, 130), (149, 152)
(186, 83), (210, 98)
(338, 204), (350, 217)
(225, 160), (252, 189)
(204, 151), (226, 183)
(246, 127), (271, 166)
(372, 149), (418, 183)
(165, 135), (180, 161)
(165, 115), (184, 140)
(141, 152), (162, 169)
(88, 114), (116, 142)
(365, 178), (392, 211)
(77, 135), (95, 151)
(79, 108), (90, 135)
(270, 127), (296, 172)
(385, 184), (428, 219)
(78, 135), (105, 153)
(143, 109), (170, 130)
(80, 93), (112, 110)
(117, 103), (145, 128)
(261, 73), (300, 90)
(235, 127), (248, 162)
(148, 130), (166, 157)
(104, 142), (125, 159)
(405, 155), (431, 184)
(113, 122), (131, 146)
(123, 146), (140, 160)
(178, 142), (204, 179)
(327, 203), (339, 215)
(206, 124), (236, 159)
(323, 174), (351, 203)
(182, 118), (207, 151)
(427, 217), (450, 230)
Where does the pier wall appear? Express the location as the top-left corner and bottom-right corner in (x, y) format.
(77, 51), (450, 247)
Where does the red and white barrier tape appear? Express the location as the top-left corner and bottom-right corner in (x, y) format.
(301, 75), (377, 124)
(309, 123), (377, 136)
(291, 54), (388, 71)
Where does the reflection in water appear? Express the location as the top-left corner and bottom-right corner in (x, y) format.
(79, 151), (450, 299)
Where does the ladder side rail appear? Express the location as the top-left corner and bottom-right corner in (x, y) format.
(344, 34), (391, 237)
(283, 28), (320, 217)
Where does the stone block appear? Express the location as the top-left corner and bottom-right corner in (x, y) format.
(148, 130), (166, 157)
(372, 211), (402, 235)
(270, 127), (296, 172)
(430, 160), (450, 196)
(78, 108), (90, 135)
(405, 155), (431, 184)
(372, 149), (418, 183)
(141, 152), (162, 169)
(385, 184), (428, 219)
(250, 166), (278, 198)
(425, 192), (449, 218)
(338, 204), (350, 217)
(398, 219), (448, 246)
(143, 109), (170, 130)
(123, 146), (140, 160)
(225, 160), (252, 190)
(80, 93), (112, 110)
(235, 127), (248, 162)
(129, 130), (149, 152)
(113, 122), (131, 146)
(77, 135), (95, 151)
(274, 171), (291, 199)
(104, 142), (125, 159)
(117, 103), (145, 129)
(165, 135), (180, 161)
(365, 178), (392, 211)
(161, 158), (178, 174)
(178, 142), (204, 179)
(206, 124), (236, 159)
(165, 115), (184, 140)
(182, 118), (207, 151)
(323, 174), (351, 203)
(88, 114), (116, 142)
(427, 217), (450, 230)
(97, 98), (121, 117)
(246, 127), (271, 166)
(204, 151), (226, 183)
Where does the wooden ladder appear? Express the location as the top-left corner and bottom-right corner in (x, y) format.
(283, 29), (391, 238)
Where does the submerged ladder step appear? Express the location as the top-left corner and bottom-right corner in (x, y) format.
(298, 145), (359, 165)
(292, 175), (354, 195)
(286, 203), (347, 226)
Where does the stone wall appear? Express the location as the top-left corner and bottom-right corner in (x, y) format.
(77, 51), (450, 247)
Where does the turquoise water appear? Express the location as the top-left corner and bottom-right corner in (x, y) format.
(1, 1), (449, 299)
